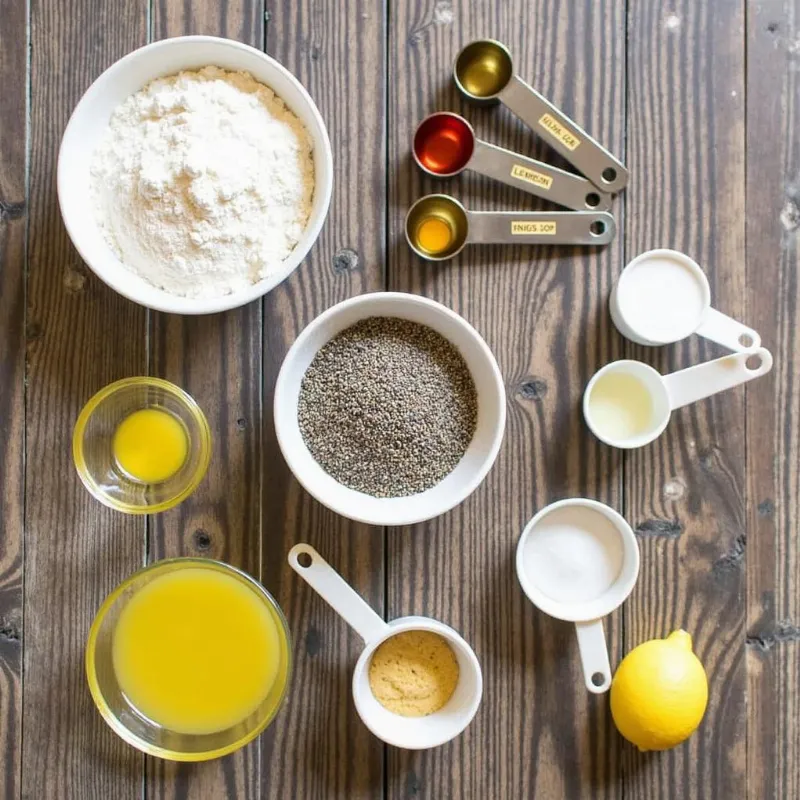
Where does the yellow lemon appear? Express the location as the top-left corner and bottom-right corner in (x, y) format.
(610, 630), (708, 751)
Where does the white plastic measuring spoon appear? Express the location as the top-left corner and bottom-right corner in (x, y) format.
(583, 347), (773, 449)
(610, 249), (760, 352)
(287, 544), (482, 749)
(516, 499), (640, 694)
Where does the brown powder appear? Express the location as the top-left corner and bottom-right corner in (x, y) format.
(368, 630), (460, 717)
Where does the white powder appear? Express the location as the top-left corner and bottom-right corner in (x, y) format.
(90, 66), (315, 298)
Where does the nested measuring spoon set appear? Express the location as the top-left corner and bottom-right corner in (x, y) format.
(406, 39), (627, 260)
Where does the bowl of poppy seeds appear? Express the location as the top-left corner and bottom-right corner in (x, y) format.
(274, 293), (506, 526)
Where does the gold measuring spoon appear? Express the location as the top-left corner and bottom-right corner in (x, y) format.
(453, 40), (628, 194)
(406, 194), (616, 261)
(413, 112), (611, 212)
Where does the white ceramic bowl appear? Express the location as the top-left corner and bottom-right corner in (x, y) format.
(57, 36), (333, 315)
(274, 293), (506, 526)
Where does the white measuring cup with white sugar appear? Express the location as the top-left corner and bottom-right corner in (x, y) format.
(516, 499), (640, 693)
(610, 249), (760, 351)
(583, 348), (773, 449)
(288, 544), (482, 749)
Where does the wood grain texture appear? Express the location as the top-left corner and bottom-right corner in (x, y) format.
(259, 0), (387, 797)
(624, 0), (747, 797)
(388, 1), (626, 797)
(745, 2), (800, 798)
(22, 0), (148, 797)
(0, 0), (27, 796)
(146, 1), (264, 797)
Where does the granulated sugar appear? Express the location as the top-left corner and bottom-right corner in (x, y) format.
(297, 317), (478, 497)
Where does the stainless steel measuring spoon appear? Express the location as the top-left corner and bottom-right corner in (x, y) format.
(413, 112), (612, 212)
(405, 194), (615, 261)
(453, 39), (628, 194)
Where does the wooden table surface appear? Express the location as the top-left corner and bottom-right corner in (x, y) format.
(2, 0), (799, 797)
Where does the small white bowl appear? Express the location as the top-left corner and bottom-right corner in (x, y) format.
(274, 293), (506, 526)
(57, 36), (333, 315)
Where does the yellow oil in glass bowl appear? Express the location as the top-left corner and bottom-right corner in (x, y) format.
(73, 377), (211, 514)
(86, 559), (292, 761)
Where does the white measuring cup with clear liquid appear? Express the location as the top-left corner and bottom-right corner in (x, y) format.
(516, 499), (640, 694)
(583, 348), (773, 449)
(288, 544), (483, 749)
(610, 249), (760, 351)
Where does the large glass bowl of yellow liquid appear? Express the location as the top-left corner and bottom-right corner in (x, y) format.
(73, 377), (212, 513)
(86, 558), (292, 761)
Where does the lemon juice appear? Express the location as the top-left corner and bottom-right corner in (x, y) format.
(588, 371), (654, 442)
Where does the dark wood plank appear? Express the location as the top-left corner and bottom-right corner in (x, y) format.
(0, 1), (28, 796)
(623, 1), (747, 797)
(745, 2), (800, 797)
(145, 3), (265, 799)
(259, 1), (387, 797)
(22, 0), (148, 797)
(387, 1), (625, 797)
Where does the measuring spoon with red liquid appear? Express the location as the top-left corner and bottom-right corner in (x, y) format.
(413, 112), (611, 212)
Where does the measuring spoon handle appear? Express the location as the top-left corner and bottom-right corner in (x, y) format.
(695, 308), (761, 352)
(662, 347), (773, 411)
(500, 75), (628, 194)
(575, 620), (612, 694)
(470, 139), (612, 211)
(466, 210), (616, 246)
(288, 544), (389, 645)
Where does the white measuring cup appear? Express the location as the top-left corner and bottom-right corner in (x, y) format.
(583, 348), (773, 449)
(287, 544), (483, 749)
(609, 249), (760, 351)
(516, 499), (640, 694)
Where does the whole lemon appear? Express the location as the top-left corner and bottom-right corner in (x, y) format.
(610, 630), (708, 751)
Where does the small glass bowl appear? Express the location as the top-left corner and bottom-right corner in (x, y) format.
(72, 377), (212, 514)
(86, 558), (293, 761)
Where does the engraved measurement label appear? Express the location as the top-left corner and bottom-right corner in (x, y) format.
(511, 221), (557, 235)
(538, 113), (581, 151)
(510, 164), (554, 190)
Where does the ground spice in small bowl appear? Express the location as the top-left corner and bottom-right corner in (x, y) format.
(297, 317), (478, 497)
(368, 630), (460, 717)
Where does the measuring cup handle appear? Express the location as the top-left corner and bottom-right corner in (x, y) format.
(500, 75), (628, 193)
(662, 347), (773, 410)
(574, 620), (612, 694)
(470, 140), (611, 212)
(695, 307), (761, 352)
(288, 544), (389, 645)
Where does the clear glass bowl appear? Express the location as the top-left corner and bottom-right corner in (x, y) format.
(86, 558), (293, 761)
(72, 377), (212, 514)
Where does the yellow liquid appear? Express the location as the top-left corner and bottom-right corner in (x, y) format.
(113, 408), (188, 484)
(112, 568), (283, 735)
(588, 372), (655, 441)
(416, 217), (453, 255)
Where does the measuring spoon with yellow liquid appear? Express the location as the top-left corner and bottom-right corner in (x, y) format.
(406, 194), (615, 261)
(453, 40), (628, 193)
(413, 112), (611, 211)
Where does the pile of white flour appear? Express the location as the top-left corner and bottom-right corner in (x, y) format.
(90, 66), (315, 298)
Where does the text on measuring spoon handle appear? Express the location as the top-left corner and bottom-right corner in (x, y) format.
(467, 211), (616, 245)
(662, 347), (774, 411)
(288, 544), (390, 644)
(470, 140), (611, 211)
(499, 74), (629, 193)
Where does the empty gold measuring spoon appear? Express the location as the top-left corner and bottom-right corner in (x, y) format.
(406, 194), (615, 261)
(413, 112), (611, 211)
(453, 40), (628, 194)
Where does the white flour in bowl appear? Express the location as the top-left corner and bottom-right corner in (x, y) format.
(90, 66), (315, 299)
